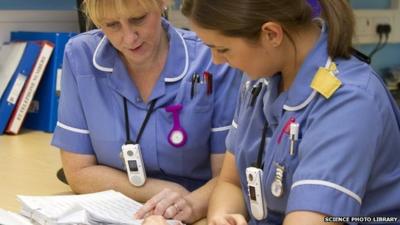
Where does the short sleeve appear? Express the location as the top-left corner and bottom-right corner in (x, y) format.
(225, 79), (245, 154)
(286, 87), (382, 216)
(209, 66), (242, 154)
(51, 41), (94, 154)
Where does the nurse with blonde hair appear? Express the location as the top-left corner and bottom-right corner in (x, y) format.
(52, 0), (241, 224)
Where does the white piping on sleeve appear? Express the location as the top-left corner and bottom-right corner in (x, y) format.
(211, 125), (232, 132)
(57, 121), (90, 134)
(291, 179), (362, 205)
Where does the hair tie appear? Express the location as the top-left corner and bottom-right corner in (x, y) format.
(307, 0), (321, 17)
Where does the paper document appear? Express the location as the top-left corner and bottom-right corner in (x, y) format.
(0, 208), (33, 225)
(17, 190), (183, 225)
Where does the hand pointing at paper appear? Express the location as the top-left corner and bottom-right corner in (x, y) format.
(135, 188), (195, 223)
(142, 215), (169, 225)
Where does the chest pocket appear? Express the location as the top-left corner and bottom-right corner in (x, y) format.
(154, 80), (214, 182)
(181, 80), (212, 112)
(264, 131), (302, 213)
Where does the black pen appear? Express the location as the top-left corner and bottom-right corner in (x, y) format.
(191, 73), (199, 99)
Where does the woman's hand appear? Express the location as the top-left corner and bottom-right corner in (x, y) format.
(142, 215), (168, 225)
(135, 188), (193, 222)
(208, 214), (247, 225)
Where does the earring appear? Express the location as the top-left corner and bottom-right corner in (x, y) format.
(162, 6), (168, 19)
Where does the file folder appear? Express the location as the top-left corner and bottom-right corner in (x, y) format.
(0, 41), (41, 134)
(11, 31), (76, 132)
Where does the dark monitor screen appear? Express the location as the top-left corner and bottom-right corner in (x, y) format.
(249, 186), (256, 201)
(128, 160), (138, 172)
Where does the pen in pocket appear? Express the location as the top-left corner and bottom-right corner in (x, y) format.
(190, 73), (200, 99)
(203, 71), (213, 95)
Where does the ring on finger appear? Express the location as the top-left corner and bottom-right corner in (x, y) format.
(173, 203), (180, 212)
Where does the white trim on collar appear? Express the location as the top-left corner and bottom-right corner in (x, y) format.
(283, 57), (332, 112)
(93, 36), (113, 73)
(232, 120), (238, 129)
(283, 18), (328, 111)
(283, 91), (317, 112)
(259, 78), (269, 86)
(92, 29), (189, 81)
(164, 31), (189, 83)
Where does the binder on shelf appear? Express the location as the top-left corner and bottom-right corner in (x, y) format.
(5, 41), (54, 135)
(11, 31), (76, 133)
(0, 41), (42, 134)
(0, 42), (27, 99)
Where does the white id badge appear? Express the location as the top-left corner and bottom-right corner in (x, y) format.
(246, 166), (268, 220)
(121, 143), (146, 186)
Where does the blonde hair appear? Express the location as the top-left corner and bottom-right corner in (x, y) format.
(83, 0), (164, 27)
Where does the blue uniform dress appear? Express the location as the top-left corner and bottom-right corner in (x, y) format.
(51, 19), (242, 192)
(226, 26), (400, 225)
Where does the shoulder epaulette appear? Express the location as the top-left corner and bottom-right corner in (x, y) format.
(310, 62), (342, 99)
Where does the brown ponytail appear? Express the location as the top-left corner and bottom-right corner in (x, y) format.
(319, 0), (354, 58)
(182, 0), (355, 59)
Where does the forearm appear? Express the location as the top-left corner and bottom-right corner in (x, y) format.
(191, 218), (207, 225)
(66, 165), (187, 203)
(283, 211), (344, 225)
(185, 177), (218, 222)
(208, 179), (247, 219)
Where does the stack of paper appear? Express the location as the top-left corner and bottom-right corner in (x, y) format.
(0, 208), (33, 225)
(17, 190), (183, 225)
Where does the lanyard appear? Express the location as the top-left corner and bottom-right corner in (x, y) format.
(250, 82), (263, 107)
(254, 121), (269, 169)
(123, 97), (157, 144)
(246, 120), (270, 220)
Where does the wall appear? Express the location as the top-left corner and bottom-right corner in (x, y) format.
(0, 1), (79, 44)
(350, 0), (400, 74)
(0, 0), (399, 75)
(0, 0), (76, 10)
(350, 0), (391, 9)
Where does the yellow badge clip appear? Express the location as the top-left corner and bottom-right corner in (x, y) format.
(310, 62), (342, 99)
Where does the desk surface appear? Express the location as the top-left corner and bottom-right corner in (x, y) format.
(0, 130), (71, 211)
